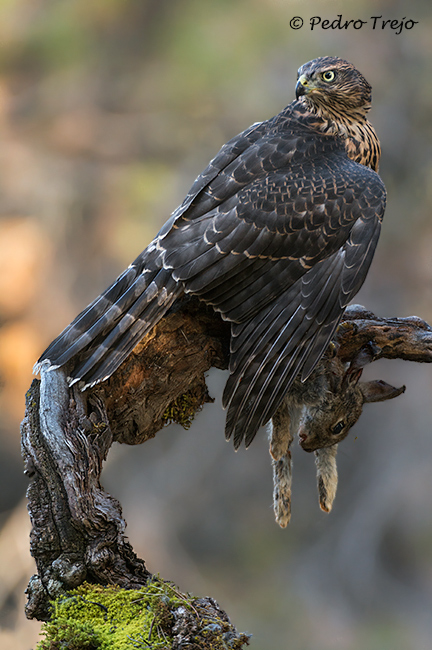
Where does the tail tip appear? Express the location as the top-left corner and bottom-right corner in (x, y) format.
(33, 359), (60, 375)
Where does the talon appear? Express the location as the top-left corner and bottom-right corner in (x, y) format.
(336, 320), (358, 336)
(366, 340), (382, 360)
(326, 340), (339, 358)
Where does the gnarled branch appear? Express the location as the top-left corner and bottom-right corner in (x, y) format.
(21, 298), (432, 628)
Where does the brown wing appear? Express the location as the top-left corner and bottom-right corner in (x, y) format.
(159, 152), (385, 448)
(36, 103), (385, 451)
(34, 117), (274, 380)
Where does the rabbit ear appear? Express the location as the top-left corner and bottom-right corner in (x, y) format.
(360, 380), (405, 404)
(315, 445), (338, 513)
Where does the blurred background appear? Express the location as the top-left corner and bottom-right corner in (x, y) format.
(0, 0), (431, 648)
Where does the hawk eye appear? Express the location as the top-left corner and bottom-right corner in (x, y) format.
(331, 420), (345, 436)
(322, 70), (335, 82)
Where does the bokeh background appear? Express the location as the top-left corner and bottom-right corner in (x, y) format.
(0, 0), (431, 648)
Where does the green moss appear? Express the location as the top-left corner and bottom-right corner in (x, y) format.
(37, 579), (172, 650)
(37, 578), (250, 650)
(162, 391), (203, 430)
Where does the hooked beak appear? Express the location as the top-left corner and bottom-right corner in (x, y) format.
(295, 74), (310, 99)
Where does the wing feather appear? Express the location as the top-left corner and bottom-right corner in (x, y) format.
(223, 251), (346, 444)
(36, 97), (386, 453)
(222, 206), (382, 449)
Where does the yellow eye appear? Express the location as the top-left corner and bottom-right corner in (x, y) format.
(322, 70), (335, 82)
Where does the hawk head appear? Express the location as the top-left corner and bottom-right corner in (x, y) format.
(295, 56), (372, 117)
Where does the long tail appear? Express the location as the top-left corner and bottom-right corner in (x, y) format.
(34, 249), (183, 388)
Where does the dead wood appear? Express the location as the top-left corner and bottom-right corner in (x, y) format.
(20, 297), (432, 626)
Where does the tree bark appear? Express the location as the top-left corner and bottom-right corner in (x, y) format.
(21, 298), (432, 628)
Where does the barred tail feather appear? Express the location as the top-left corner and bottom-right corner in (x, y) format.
(33, 264), (144, 370)
(34, 256), (182, 387)
(72, 275), (183, 387)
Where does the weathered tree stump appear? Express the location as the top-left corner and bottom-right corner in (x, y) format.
(21, 298), (432, 637)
